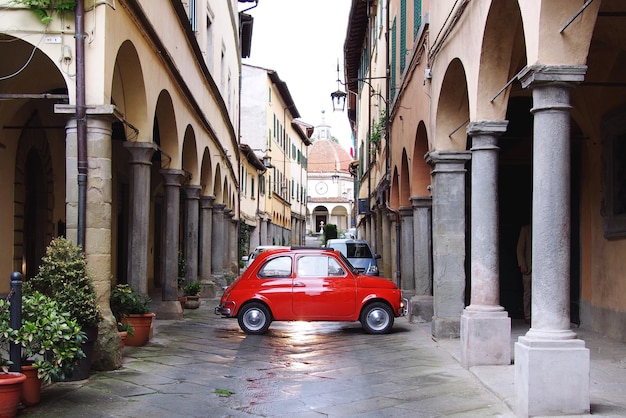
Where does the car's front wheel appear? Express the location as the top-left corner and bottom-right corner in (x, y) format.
(238, 302), (272, 334)
(360, 302), (394, 334)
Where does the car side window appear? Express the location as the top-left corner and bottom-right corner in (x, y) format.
(258, 256), (292, 278)
(328, 258), (346, 276)
(297, 256), (326, 277)
(297, 255), (346, 277)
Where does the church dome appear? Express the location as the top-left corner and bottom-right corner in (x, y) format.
(308, 138), (352, 174)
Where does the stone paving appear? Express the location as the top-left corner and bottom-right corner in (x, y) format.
(21, 299), (516, 417)
(18, 297), (626, 418)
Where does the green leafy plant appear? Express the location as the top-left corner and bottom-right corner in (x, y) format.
(26, 237), (102, 330)
(182, 282), (201, 297)
(11, 0), (75, 24)
(17, 291), (86, 382)
(116, 322), (134, 338)
(370, 110), (387, 147)
(178, 250), (186, 289)
(0, 299), (18, 372)
(110, 284), (152, 322)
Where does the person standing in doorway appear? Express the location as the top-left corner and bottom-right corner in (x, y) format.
(517, 223), (532, 323)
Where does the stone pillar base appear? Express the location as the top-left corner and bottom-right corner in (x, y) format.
(515, 336), (590, 417)
(460, 308), (511, 367)
(200, 281), (218, 298)
(432, 316), (460, 339)
(154, 300), (183, 320)
(409, 295), (433, 323)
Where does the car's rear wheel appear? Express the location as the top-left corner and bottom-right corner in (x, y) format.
(360, 302), (394, 334)
(238, 302), (272, 334)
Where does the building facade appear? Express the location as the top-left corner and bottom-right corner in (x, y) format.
(306, 114), (355, 237)
(0, 0), (251, 369)
(240, 64), (311, 249)
(344, 0), (626, 415)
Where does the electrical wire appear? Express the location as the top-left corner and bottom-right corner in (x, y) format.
(0, 33), (43, 81)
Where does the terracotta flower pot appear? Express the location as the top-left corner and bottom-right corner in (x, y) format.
(122, 313), (155, 347)
(119, 331), (128, 350)
(177, 296), (187, 310)
(20, 364), (41, 406)
(184, 295), (201, 309)
(0, 372), (26, 418)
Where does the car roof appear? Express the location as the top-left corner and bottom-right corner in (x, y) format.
(326, 239), (370, 244)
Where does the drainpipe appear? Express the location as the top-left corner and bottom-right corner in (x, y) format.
(76, 0), (87, 250)
(384, 0), (400, 288)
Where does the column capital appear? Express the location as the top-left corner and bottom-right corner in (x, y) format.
(426, 150), (471, 172)
(124, 141), (158, 165)
(410, 196), (432, 208)
(183, 185), (201, 200)
(466, 120), (509, 137)
(200, 195), (216, 209)
(518, 65), (587, 89)
(399, 206), (413, 217)
(213, 203), (226, 213)
(159, 169), (186, 187)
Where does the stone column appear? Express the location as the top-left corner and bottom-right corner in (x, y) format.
(461, 121), (511, 368)
(387, 210), (398, 285)
(380, 207), (391, 278)
(426, 150), (471, 338)
(259, 214), (268, 246)
(410, 196), (433, 322)
(225, 210), (237, 272)
(124, 142), (157, 295)
(211, 203), (226, 286)
(157, 169), (186, 320)
(515, 65), (589, 417)
(199, 196), (215, 289)
(183, 185), (201, 284)
(62, 111), (118, 369)
(399, 207), (414, 294)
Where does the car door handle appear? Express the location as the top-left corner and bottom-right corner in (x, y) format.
(293, 282), (305, 287)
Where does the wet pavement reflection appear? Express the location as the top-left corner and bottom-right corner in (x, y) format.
(22, 299), (516, 417)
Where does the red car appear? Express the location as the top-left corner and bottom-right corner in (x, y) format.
(215, 247), (407, 334)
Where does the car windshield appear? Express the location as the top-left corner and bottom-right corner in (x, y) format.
(335, 251), (357, 273)
(329, 242), (373, 259)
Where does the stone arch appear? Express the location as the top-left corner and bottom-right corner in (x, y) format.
(400, 149), (410, 206)
(200, 147), (214, 196)
(182, 125), (199, 183)
(390, 165), (400, 208)
(434, 58), (470, 150)
(412, 121), (431, 197)
(154, 90), (179, 168)
(214, 164), (223, 203)
(111, 40), (148, 137)
(13, 112), (55, 279)
(475, 0), (526, 119)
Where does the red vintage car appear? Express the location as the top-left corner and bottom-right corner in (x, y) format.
(215, 246), (407, 334)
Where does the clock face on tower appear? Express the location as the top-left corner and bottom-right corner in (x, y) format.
(315, 181), (328, 195)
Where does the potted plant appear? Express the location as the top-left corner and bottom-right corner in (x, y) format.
(25, 237), (101, 381)
(110, 284), (154, 347)
(177, 250), (187, 309)
(0, 298), (26, 418)
(0, 292), (85, 408)
(116, 322), (134, 350)
(15, 292), (85, 405)
(183, 282), (202, 309)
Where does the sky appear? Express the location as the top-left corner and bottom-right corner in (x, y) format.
(241, 0), (353, 154)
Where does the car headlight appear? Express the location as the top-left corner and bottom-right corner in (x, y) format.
(366, 265), (378, 274)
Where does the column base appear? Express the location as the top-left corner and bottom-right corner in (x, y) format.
(432, 316), (460, 339)
(460, 308), (511, 367)
(515, 336), (590, 417)
(154, 300), (183, 320)
(409, 295), (433, 323)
